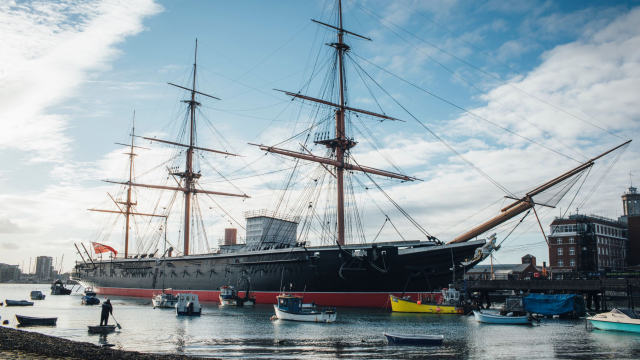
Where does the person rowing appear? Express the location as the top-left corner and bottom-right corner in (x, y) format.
(100, 299), (113, 326)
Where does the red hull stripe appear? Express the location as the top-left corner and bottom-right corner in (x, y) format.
(95, 287), (428, 308)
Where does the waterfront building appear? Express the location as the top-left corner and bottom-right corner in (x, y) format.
(620, 185), (640, 266)
(35, 256), (54, 280)
(0, 263), (21, 282)
(464, 256), (541, 281)
(548, 214), (628, 271)
(521, 254), (537, 266)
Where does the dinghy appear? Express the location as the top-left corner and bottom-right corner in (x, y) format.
(88, 325), (117, 334)
(473, 310), (532, 324)
(384, 333), (444, 345)
(15, 315), (57, 326)
(5, 300), (34, 307)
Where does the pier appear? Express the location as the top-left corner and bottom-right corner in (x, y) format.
(459, 278), (640, 310)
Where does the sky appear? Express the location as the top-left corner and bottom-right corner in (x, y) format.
(0, 0), (639, 273)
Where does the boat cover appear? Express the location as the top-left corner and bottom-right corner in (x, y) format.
(523, 294), (586, 317)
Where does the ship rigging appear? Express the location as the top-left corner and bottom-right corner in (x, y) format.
(74, 0), (631, 307)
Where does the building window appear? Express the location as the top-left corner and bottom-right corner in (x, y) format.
(569, 237), (575, 244)
(598, 247), (601, 255)
(558, 259), (564, 267)
(570, 259), (576, 267)
(557, 238), (562, 245)
(569, 247), (575, 255)
(558, 248), (563, 256)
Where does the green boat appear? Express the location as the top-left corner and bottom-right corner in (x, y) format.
(588, 309), (640, 333)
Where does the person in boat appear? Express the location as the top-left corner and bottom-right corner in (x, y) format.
(100, 299), (113, 326)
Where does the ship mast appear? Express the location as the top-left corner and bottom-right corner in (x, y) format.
(89, 112), (167, 258)
(252, 0), (418, 245)
(124, 113), (136, 258)
(183, 39), (199, 257)
(105, 39), (250, 256)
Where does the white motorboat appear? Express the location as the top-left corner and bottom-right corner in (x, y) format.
(175, 293), (202, 316)
(272, 294), (336, 323)
(219, 286), (238, 306)
(588, 308), (640, 333)
(152, 291), (178, 308)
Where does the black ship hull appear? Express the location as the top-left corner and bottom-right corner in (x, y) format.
(73, 240), (485, 307)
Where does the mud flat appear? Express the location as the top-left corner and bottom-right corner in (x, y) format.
(0, 326), (215, 360)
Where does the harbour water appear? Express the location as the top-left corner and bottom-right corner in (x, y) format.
(2, 284), (640, 359)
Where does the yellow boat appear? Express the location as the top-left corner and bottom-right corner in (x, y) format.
(390, 295), (465, 314)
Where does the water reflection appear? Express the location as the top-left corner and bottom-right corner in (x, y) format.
(3, 284), (640, 359)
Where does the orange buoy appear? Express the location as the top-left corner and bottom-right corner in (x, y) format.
(436, 307), (441, 312)
(417, 301), (422, 305)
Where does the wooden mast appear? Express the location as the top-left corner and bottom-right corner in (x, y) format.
(252, 0), (416, 246)
(124, 113), (135, 258)
(96, 40), (251, 258)
(183, 39), (198, 256)
(335, 0), (347, 246)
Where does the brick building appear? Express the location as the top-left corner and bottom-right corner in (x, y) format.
(548, 213), (628, 271)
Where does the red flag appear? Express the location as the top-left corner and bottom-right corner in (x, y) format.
(92, 242), (118, 256)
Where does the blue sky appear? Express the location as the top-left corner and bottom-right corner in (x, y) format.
(0, 0), (638, 272)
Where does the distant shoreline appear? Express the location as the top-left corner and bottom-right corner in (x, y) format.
(0, 326), (216, 360)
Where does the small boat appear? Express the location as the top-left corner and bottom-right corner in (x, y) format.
(15, 315), (57, 326)
(473, 310), (532, 325)
(219, 283), (256, 307)
(272, 294), (336, 323)
(152, 291), (178, 308)
(50, 280), (72, 295)
(384, 333), (444, 346)
(88, 325), (117, 334)
(219, 285), (239, 306)
(175, 293), (202, 316)
(84, 287), (97, 297)
(588, 308), (640, 333)
(390, 285), (477, 314)
(5, 299), (34, 307)
(30, 291), (46, 300)
(81, 296), (100, 305)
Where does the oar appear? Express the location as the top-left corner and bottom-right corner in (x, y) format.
(111, 314), (122, 330)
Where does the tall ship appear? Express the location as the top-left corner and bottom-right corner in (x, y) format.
(73, 0), (630, 307)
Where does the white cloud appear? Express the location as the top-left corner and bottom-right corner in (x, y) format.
(0, 0), (161, 163)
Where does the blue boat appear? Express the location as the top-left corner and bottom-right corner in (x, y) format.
(81, 296), (100, 305)
(588, 308), (640, 333)
(384, 333), (444, 345)
(473, 310), (533, 325)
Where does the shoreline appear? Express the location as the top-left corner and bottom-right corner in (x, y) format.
(0, 326), (216, 360)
